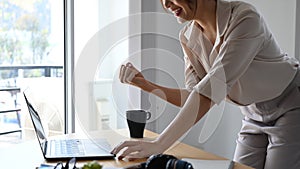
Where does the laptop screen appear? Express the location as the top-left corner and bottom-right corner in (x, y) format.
(23, 93), (48, 154)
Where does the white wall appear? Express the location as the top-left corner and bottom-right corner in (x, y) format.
(141, 0), (298, 159)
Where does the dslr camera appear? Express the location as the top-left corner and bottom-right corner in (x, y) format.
(126, 154), (194, 169)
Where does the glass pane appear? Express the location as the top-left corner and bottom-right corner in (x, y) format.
(0, 0), (64, 143)
(74, 0), (131, 133)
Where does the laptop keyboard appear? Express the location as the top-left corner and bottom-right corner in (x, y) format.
(51, 139), (85, 156)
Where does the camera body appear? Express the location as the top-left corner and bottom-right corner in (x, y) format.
(144, 154), (194, 169)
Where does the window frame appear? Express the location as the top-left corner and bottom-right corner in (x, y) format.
(64, 0), (75, 133)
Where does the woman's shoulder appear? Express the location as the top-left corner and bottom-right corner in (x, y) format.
(229, 0), (260, 17)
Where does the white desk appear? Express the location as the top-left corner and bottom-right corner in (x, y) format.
(0, 129), (253, 169)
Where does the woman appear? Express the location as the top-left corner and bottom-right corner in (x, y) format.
(111, 0), (300, 168)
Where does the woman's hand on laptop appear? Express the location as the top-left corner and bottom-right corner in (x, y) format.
(110, 140), (165, 160)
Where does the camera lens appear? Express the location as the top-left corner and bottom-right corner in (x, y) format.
(166, 159), (194, 169)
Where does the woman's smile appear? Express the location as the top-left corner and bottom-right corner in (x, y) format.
(163, 0), (197, 21)
(171, 7), (183, 17)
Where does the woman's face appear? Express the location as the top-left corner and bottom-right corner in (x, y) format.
(161, 0), (197, 22)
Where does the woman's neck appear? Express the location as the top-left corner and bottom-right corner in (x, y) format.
(194, 0), (217, 43)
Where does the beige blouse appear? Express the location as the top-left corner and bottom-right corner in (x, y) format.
(180, 0), (299, 105)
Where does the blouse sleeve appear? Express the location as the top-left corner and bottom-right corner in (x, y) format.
(179, 26), (201, 92)
(183, 50), (201, 92)
(193, 11), (266, 105)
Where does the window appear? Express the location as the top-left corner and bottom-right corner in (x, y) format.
(0, 0), (138, 144)
(0, 0), (64, 141)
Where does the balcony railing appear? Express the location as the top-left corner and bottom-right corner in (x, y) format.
(0, 65), (63, 78)
(0, 64), (64, 138)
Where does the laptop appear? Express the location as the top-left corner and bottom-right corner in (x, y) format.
(23, 92), (115, 161)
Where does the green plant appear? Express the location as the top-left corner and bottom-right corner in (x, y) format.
(82, 161), (103, 169)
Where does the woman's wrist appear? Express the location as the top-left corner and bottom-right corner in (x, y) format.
(152, 137), (169, 154)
